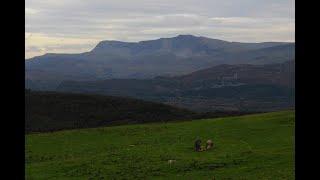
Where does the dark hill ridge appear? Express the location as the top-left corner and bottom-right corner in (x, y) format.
(25, 90), (195, 132)
(26, 35), (294, 90)
(176, 60), (295, 88)
(26, 90), (250, 133)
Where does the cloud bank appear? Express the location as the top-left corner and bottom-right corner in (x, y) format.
(26, 0), (295, 58)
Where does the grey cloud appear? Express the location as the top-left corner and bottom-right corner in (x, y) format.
(26, 46), (43, 52)
(26, 0), (294, 57)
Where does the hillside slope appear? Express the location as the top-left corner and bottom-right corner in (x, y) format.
(26, 110), (294, 179)
(58, 61), (295, 112)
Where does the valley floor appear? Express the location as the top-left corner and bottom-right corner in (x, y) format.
(26, 110), (294, 179)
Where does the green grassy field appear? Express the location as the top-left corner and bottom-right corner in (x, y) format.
(26, 110), (294, 179)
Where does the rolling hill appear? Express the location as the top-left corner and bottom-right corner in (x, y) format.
(58, 61), (295, 112)
(26, 110), (294, 179)
(25, 35), (294, 90)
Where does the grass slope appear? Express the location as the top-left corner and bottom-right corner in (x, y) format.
(26, 110), (294, 179)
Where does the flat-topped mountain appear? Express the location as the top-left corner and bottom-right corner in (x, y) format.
(25, 35), (294, 90)
(92, 35), (288, 56)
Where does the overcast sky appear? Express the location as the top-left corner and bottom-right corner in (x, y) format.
(25, 0), (295, 59)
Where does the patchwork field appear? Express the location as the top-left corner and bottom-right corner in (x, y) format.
(26, 110), (294, 179)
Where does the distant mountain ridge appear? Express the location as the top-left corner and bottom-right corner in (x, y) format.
(26, 35), (294, 90)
